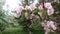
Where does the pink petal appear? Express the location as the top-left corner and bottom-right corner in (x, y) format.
(47, 7), (54, 16)
(38, 4), (43, 10)
(15, 6), (24, 18)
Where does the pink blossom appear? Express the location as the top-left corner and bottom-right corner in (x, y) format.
(25, 4), (36, 11)
(47, 7), (54, 16)
(38, 3), (44, 10)
(44, 2), (52, 9)
(15, 6), (24, 18)
(44, 25), (50, 34)
(47, 21), (57, 30)
(50, 23), (57, 30)
(29, 4), (36, 11)
(44, 25), (49, 30)
(41, 20), (57, 34)
(44, 2), (54, 16)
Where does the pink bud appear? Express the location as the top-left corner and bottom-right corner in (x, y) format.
(38, 4), (43, 10)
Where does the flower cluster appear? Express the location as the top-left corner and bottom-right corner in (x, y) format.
(44, 2), (54, 16)
(15, 3), (37, 18)
(41, 20), (57, 34)
(14, 2), (58, 34)
(15, 2), (55, 18)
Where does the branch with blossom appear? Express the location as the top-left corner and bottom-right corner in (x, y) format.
(14, 2), (59, 34)
(41, 20), (57, 34)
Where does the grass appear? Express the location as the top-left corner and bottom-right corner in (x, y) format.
(1, 26), (56, 34)
(1, 26), (45, 34)
(2, 26), (28, 34)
